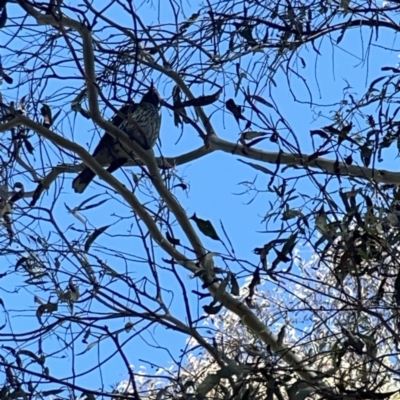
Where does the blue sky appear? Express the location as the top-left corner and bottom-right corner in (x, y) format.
(0, 0), (399, 396)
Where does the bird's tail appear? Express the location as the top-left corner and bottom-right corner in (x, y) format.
(72, 159), (126, 193)
(72, 168), (96, 193)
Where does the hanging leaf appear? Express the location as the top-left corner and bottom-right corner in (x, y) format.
(238, 159), (274, 175)
(41, 389), (65, 397)
(191, 213), (220, 241)
(277, 325), (286, 346)
(281, 232), (298, 256)
(282, 208), (303, 221)
(9, 185), (24, 204)
(344, 154), (353, 165)
(0, 70), (12, 84)
(40, 104), (52, 127)
(230, 273), (240, 296)
(30, 182), (47, 207)
(241, 131), (267, 141)
(68, 277), (79, 303)
(203, 302), (223, 315)
(51, 109), (62, 125)
(247, 266), (260, 303)
(172, 85), (188, 126)
(17, 349), (44, 365)
(3, 212), (13, 240)
(81, 392), (96, 400)
(84, 225), (110, 252)
(225, 98), (245, 123)
(23, 137), (34, 154)
(215, 274), (230, 299)
(245, 134), (268, 148)
(179, 88), (222, 107)
(315, 206), (328, 234)
(248, 94), (274, 108)
(179, 11), (200, 32)
(310, 129), (329, 140)
(0, 7), (7, 30)
(166, 231), (180, 246)
(36, 302), (57, 324)
(336, 17), (352, 45)
(234, 21), (257, 46)
(360, 144), (372, 167)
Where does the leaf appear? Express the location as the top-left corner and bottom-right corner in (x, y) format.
(23, 138), (34, 154)
(82, 392), (96, 400)
(246, 137), (267, 148)
(282, 208), (303, 221)
(16, 257), (28, 270)
(40, 104), (52, 127)
(241, 131), (267, 141)
(41, 389), (65, 397)
(191, 213), (220, 240)
(80, 199), (109, 211)
(230, 273), (240, 296)
(68, 277), (79, 302)
(0, 7), (7, 30)
(166, 231), (180, 245)
(36, 302), (57, 324)
(1, 70), (12, 84)
(17, 350), (45, 365)
(85, 342), (98, 352)
(180, 87), (222, 107)
(360, 144), (372, 167)
(76, 193), (104, 209)
(196, 373), (221, 398)
(30, 182), (45, 206)
(248, 267), (260, 299)
(225, 98), (245, 122)
(179, 11), (200, 32)
(172, 85), (188, 126)
(125, 322), (133, 332)
(281, 232), (298, 256)
(310, 129), (329, 139)
(238, 159), (274, 175)
(277, 325), (286, 346)
(84, 225), (110, 252)
(248, 94), (274, 108)
(203, 302), (223, 315)
(307, 149), (331, 161)
(344, 154), (353, 165)
(215, 274), (229, 299)
(156, 388), (169, 400)
(336, 17), (352, 44)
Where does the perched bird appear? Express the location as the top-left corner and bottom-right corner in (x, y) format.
(72, 85), (161, 193)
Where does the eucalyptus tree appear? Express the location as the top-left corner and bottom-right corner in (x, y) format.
(0, 0), (399, 399)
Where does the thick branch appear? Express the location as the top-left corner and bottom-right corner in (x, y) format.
(209, 136), (400, 185)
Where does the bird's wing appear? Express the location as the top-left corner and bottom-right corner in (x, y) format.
(120, 103), (160, 150)
(91, 103), (138, 158)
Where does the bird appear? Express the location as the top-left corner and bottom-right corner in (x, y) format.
(72, 85), (161, 193)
